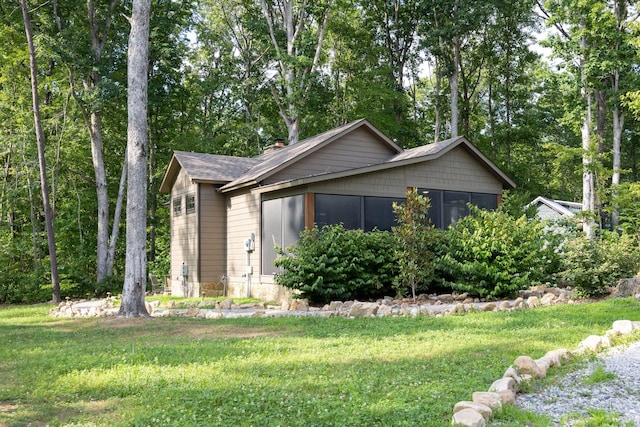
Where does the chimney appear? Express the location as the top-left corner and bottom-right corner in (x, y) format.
(264, 138), (287, 154)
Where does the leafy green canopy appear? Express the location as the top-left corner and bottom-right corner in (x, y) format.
(274, 224), (397, 304)
(437, 206), (559, 299)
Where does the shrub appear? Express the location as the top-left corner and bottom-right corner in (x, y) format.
(437, 206), (557, 299)
(559, 230), (640, 297)
(274, 224), (397, 304)
(392, 189), (443, 300)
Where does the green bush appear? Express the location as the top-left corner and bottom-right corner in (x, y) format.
(559, 230), (640, 297)
(437, 206), (558, 299)
(274, 224), (398, 304)
(392, 189), (443, 299)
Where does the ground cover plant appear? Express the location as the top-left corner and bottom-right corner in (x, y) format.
(1, 298), (639, 426)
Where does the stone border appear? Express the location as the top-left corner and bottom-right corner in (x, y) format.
(451, 320), (640, 426)
(49, 286), (575, 319)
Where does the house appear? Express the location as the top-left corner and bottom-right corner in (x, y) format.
(159, 119), (516, 301)
(527, 196), (583, 221)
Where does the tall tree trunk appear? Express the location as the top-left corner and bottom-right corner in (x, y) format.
(21, 0), (61, 303)
(261, 0), (330, 145)
(611, 95), (624, 229)
(107, 154), (127, 275)
(580, 30), (595, 238)
(433, 57), (442, 143)
(449, 36), (460, 138)
(119, 0), (151, 317)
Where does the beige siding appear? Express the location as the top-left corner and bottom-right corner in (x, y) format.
(404, 146), (503, 194)
(265, 127), (398, 184)
(226, 191), (261, 290)
(199, 184), (226, 283)
(170, 169), (199, 295)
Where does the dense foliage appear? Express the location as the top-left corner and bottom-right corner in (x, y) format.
(560, 230), (640, 297)
(437, 207), (559, 299)
(2, 0), (640, 303)
(274, 225), (397, 303)
(274, 197), (640, 303)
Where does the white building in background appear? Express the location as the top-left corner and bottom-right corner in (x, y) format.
(527, 196), (582, 221)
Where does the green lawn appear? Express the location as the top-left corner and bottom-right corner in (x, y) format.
(1, 298), (639, 426)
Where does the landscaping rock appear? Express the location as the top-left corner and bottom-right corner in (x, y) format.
(540, 293), (556, 306)
(544, 348), (570, 364)
(219, 299), (234, 310)
(499, 301), (511, 311)
(611, 277), (640, 297)
(452, 408), (486, 427)
(348, 301), (378, 317)
(377, 304), (392, 317)
(453, 401), (492, 420)
(489, 377), (517, 394)
(503, 366), (523, 386)
(576, 335), (610, 354)
(280, 300), (290, 311)
(481, 302), (496, 312)
(534, 359), (549, 378)
(612, 320), (634, 335)
(526, 296), (539, 308)
(329, 301), (343, 311)
(513, 355), (541, 378)
(472, 392), (503, 412)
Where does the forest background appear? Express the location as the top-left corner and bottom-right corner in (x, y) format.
(2, 0), (640, 303)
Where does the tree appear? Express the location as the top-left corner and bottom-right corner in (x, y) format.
(119, 0), (150, 317)
(20, 0), (61, 303)
(55, 0), (129, 283)
(261, 0), (332, 144)
(392, 188), (438, 301)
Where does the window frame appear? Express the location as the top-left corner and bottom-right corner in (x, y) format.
(172, 196), (182, 217)
(185, 193), (196, 214)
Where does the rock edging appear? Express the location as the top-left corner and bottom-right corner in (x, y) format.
(450, 320), (640, 426)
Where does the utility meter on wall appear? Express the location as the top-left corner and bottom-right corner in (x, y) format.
(244, 233), (255, 252)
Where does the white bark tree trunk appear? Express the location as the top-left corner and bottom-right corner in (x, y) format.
(449, 36), (460, 138)
(580, 31), (595, 239)
(119, 0), (150, 317)
(261, 0), (330, 145)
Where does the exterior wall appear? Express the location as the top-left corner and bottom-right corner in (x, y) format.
(307, 146), (503, 197)
(264, 127), (398, 184)
(198, 184), (227, 287)
(404, 146), (503, 194)
(536, 204), (564, 221)
(225, 191), (261, 299)
(170, 169), (199, 296)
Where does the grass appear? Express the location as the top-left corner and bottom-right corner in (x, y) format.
(0, 298), (639, 426)
(583, 364), (616, 385)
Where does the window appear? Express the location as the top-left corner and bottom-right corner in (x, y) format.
(315, 194), (404, 232)
(315, 194), (361, 230)
(186, 194), (196, 214)
(364, 197), (404, 231)
(443, 191), (469, 227)
(262, 195), (305, 274)
(420, 189), (498, 228)
(172, 196), (182, 216)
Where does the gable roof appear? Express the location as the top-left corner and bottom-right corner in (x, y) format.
(160, 119), (516, 194)
(386, 136), (516, 188)
(219, 119), (402, 192)
(527, 196), (582, 217)
(159, 151), (260, 193)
